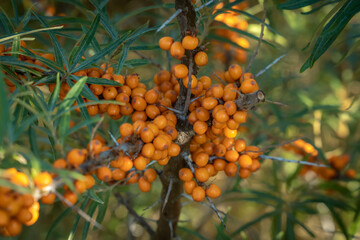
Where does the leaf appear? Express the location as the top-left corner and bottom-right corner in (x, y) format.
(231, 211), (279, 237)
(0, 73), (9, 146)
(285, 215), (296, 240)
(278, 0), (322, 10)
(89, 0), (117, 39)
(28, 126), (40, 157)
(68, 198), (89, 240)
(46, 208), (72, 240)
(83, 77), (122, 86)
(130, 45), (160, 51)
(117, 3), (174, 23)
(71, 33), (129, 73)
(301, 0), (341, 15)
(0, 8), (14, 35)
(0, 56), (48, 72)
(69, 76), (98, 101)
(32, 11), (68, 70)
(70, 14), (100, 70)
(300, 0), (360, 72)
(287, 213), (315, 238)
(124, 59), (150, 68)
(328, 206), (349, 239)
(48, 73), (61, 111)
(87, 189), (104, 204)
(58, 76), (87, 112)
(20, 47), (64, 72)
(178, 226), (207, 240)
(66, 117), (101, 137)
(95, 191), (110, 228)
(82, 201), (98, 240)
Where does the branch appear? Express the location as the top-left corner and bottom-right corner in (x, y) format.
(259, 155), (328, 168)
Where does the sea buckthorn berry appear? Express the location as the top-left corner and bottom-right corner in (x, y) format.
(90, 84), (104, 95)
(67, 149), (87, 167)
(125, 74), (139, 89)
(240, 79), (259, 94)
(147, 123), (160, 136)
(211, 84), (224, 98)
(119, 156), (134, 172)
(183, 74), (198, 89)
(222, 137), (235, 149)
(133, 120), (146, 134)
(119, 85), (132, 96)
(233, 111), (247, 123)
(131, 87), (147, 98)
(131, 111), (147, 122)
(41, 193), (56, 204)
(22, 194), (35, 208)
(153, 115), (168, 129)
(211, 126), (222, 135)
(10, 172), (29, 187)
(244, 72), (254, 81)
(165, 90), (178, 103)
(238, 154), (253, 169)
(188, 111), (198, 124)
(225, 162), (237, 177)
(239, 168), (251, 179)
(140, 127), (155, 143)
(0, 209), (9, 227)
(25, 202), (39, 226)
(87, 105), (99, 116)
(119, 123), (134, 138)
(234, 139), (246, 152)
(3, 219), (22, 236)
(134, 156), (147, 170)
(184, 180), (196, 194)
(96, 167), (112, 182)
(179, 168), (193, 182)
(153, 135), (169, 150)
(168, 143), (181, 157)
(74, 180), (87, 194)
(228, 64), (243, 80)
(195, 107), (210, 121)
(206, 184), (221, 198)
(345, 169), (356, 178)
(164, 126), (178, 140)
(157, 70), (171, 83)
(195, 167), (209, 182)
(214, 109), (229, 123)
(194, 51), (208, 66)
(227, 119), (239, 130)
(192, 186), (205, 202)
(157, 156), (170, 166)
(213, 159), (226, 171)
(159, 36), (174, 50)
(107, 104), (121, 116)
(131, 97), (147, 111)
(113, 74), (125, 84)
(174, 64), (189, 79)
(199, 76), (211, 90)
(170, 41), (185, 59)
(205, 164), (217, 176)
(84, 175), (95, 189)
(224, 101), (237, 116)
(103, 86), (118, 100)
(224, 71), (235, 83)
(112, 169), (126, 181)
(193, 134), (207, 144)
(189, 101), (200, 113)
(126, 171), (140, 184)
(224, 127), (237, 138)
(202, 97), (218, 110)
(194, 152), (209, 167)
(182, 35), (199, 50)
(145, 105), (160, 119)
(144, 169), (157, 182)
(250, 159), (261, 172)
(245, 146), (261, 158)
(34, 172), (53, 189)
(141, 143), (155, 158)
(64, 191), (78, 205)
(138, 177), (152, 192)
(193, 121), (208, 135)
(225, 150), (239, 162)
(88, 139), (102, 155)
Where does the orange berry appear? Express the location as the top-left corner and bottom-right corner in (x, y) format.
(126, 171), (139, 184)
(194, 152), (209, 167)
(224, 126), (237, 138)
(245, 146), (261, 158)
(131, 96), (147, 111)
(234, 139), (246, 152)
(206, 184), (221, 198)
(140, 127), (155, 143)
(0, 209), (9, 227)
(225, 162), (237, 177)
(183, 74), (198, 88)
(214, 109), (229, 123)
(239, 168), (251, 178)
(199, 76), (211, 90)
(141, 143), (155, 158)
(238, 154), (253, 169)
(202, 97), (218, 110)
(53, 158), (67, 169)
(250, 159), (261, 172)
(144, 89), (159, 104)
(67, 149), (86, 167)
(125, 74), (139, 89)
(3, 219), (22, 236)
(184, 180), (196, 194)
(168, 143), (181, 157)
(179, 168), (193, 182)
(233, 111), (247, 123)
(195, 107), (210, 121)
(34, 172), (53, 189)
(193, 121), (208, 135)
(119, 156), (133, 172)
(88, 139), (103, 155)
(159, 36), (174, 50)
(25, 202), (39, 226)
(213, 159), (226, 171)
(174, 64), (189, 79)
(194, 51), (208, 66)
(131, 111), (147, 123)
(119, 123), (134, 138)
(195, 167), (209, 182)
(145, 105), (160, 119)
(153, 115), (168, 129)
(192, 186), (205, 202)
(74, 179), (87, 194)
(96, 167), (112, 182)
(240, 79), (259, 94)
(90, 84), (104, 95)
(345, 169), (356, 178)
(144, 168), (157, 182)
(134, 155), (148, 170)
(170, 41), (185, 59)
(41, 193), (56, 204)
(228, 64), (243, 80)
(138, 177), (152, 192)
(153, 135), (169, 150)
(205, 164), (217, 176)
(22, 194), (34, 208)
(112, 169), (126, 181)
(84, 175), (95, 189)
(64, 191), (78, 205)
(225, 150), (239, 162)
(182, 35), (199, 50)
(10, 172), (29, 187)
(103, 86), (118, 100)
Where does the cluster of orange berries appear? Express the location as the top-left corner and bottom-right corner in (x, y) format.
(213, 1), (250, 63)
(158, 33), (262, 202)
(283, 139), (356, 180)
(0, 168), (47, 236)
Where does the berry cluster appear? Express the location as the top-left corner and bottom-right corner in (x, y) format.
(283, 139), (356, 180)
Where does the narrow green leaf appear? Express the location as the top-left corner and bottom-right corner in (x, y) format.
(82, 201), (98, 240)
(117, 3), (174, 23)
(328, 206), (349, 239)
(49, 73), (61, 111)
(84, 77), (122, 86)
(87, 189), (104, 204)
(0, 178), (31, 194)
(285, 215), (296, 240)
(0, 73), (9, 146)
(124, 59), (150, 68)
(20, 47), (64, 72)
(70, 14), (101, 70)
(66, 117), (101, 136)
(46, 208), (72, 240)
(300, 0), (360, 72)
(11, 0), (19, 26)
(28, 126), (40, 157)
(95, 191), (110, 228)
(58, 76), (87, 112)
(0, 56), (48, 72)
(0, 8), (14, 35)
(288, 213), (315, 238)
(178, 226), (207, 240)
(68, 198), (89, 240)
(278, 0), (322, 10)
(89, 0), (117, 39)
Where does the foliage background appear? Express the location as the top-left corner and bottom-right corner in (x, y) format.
(0, 0), (359, 239)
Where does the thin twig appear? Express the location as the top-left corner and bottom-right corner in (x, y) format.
(143, 199), (161, 211)
(194, 0), (216, 12)
(156, 9), (182, 33)
(134, 50), (163, 70)
(206, 196), (227, 229)
(54, 191), (104, 230)
(259, 155), (328, 168)
(115, 193), (155, 235)
(107, 130), (119, 146)
(246, 7), (266, 73)
(162, 178), (174, 212)
(255, 54), (286, 78)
